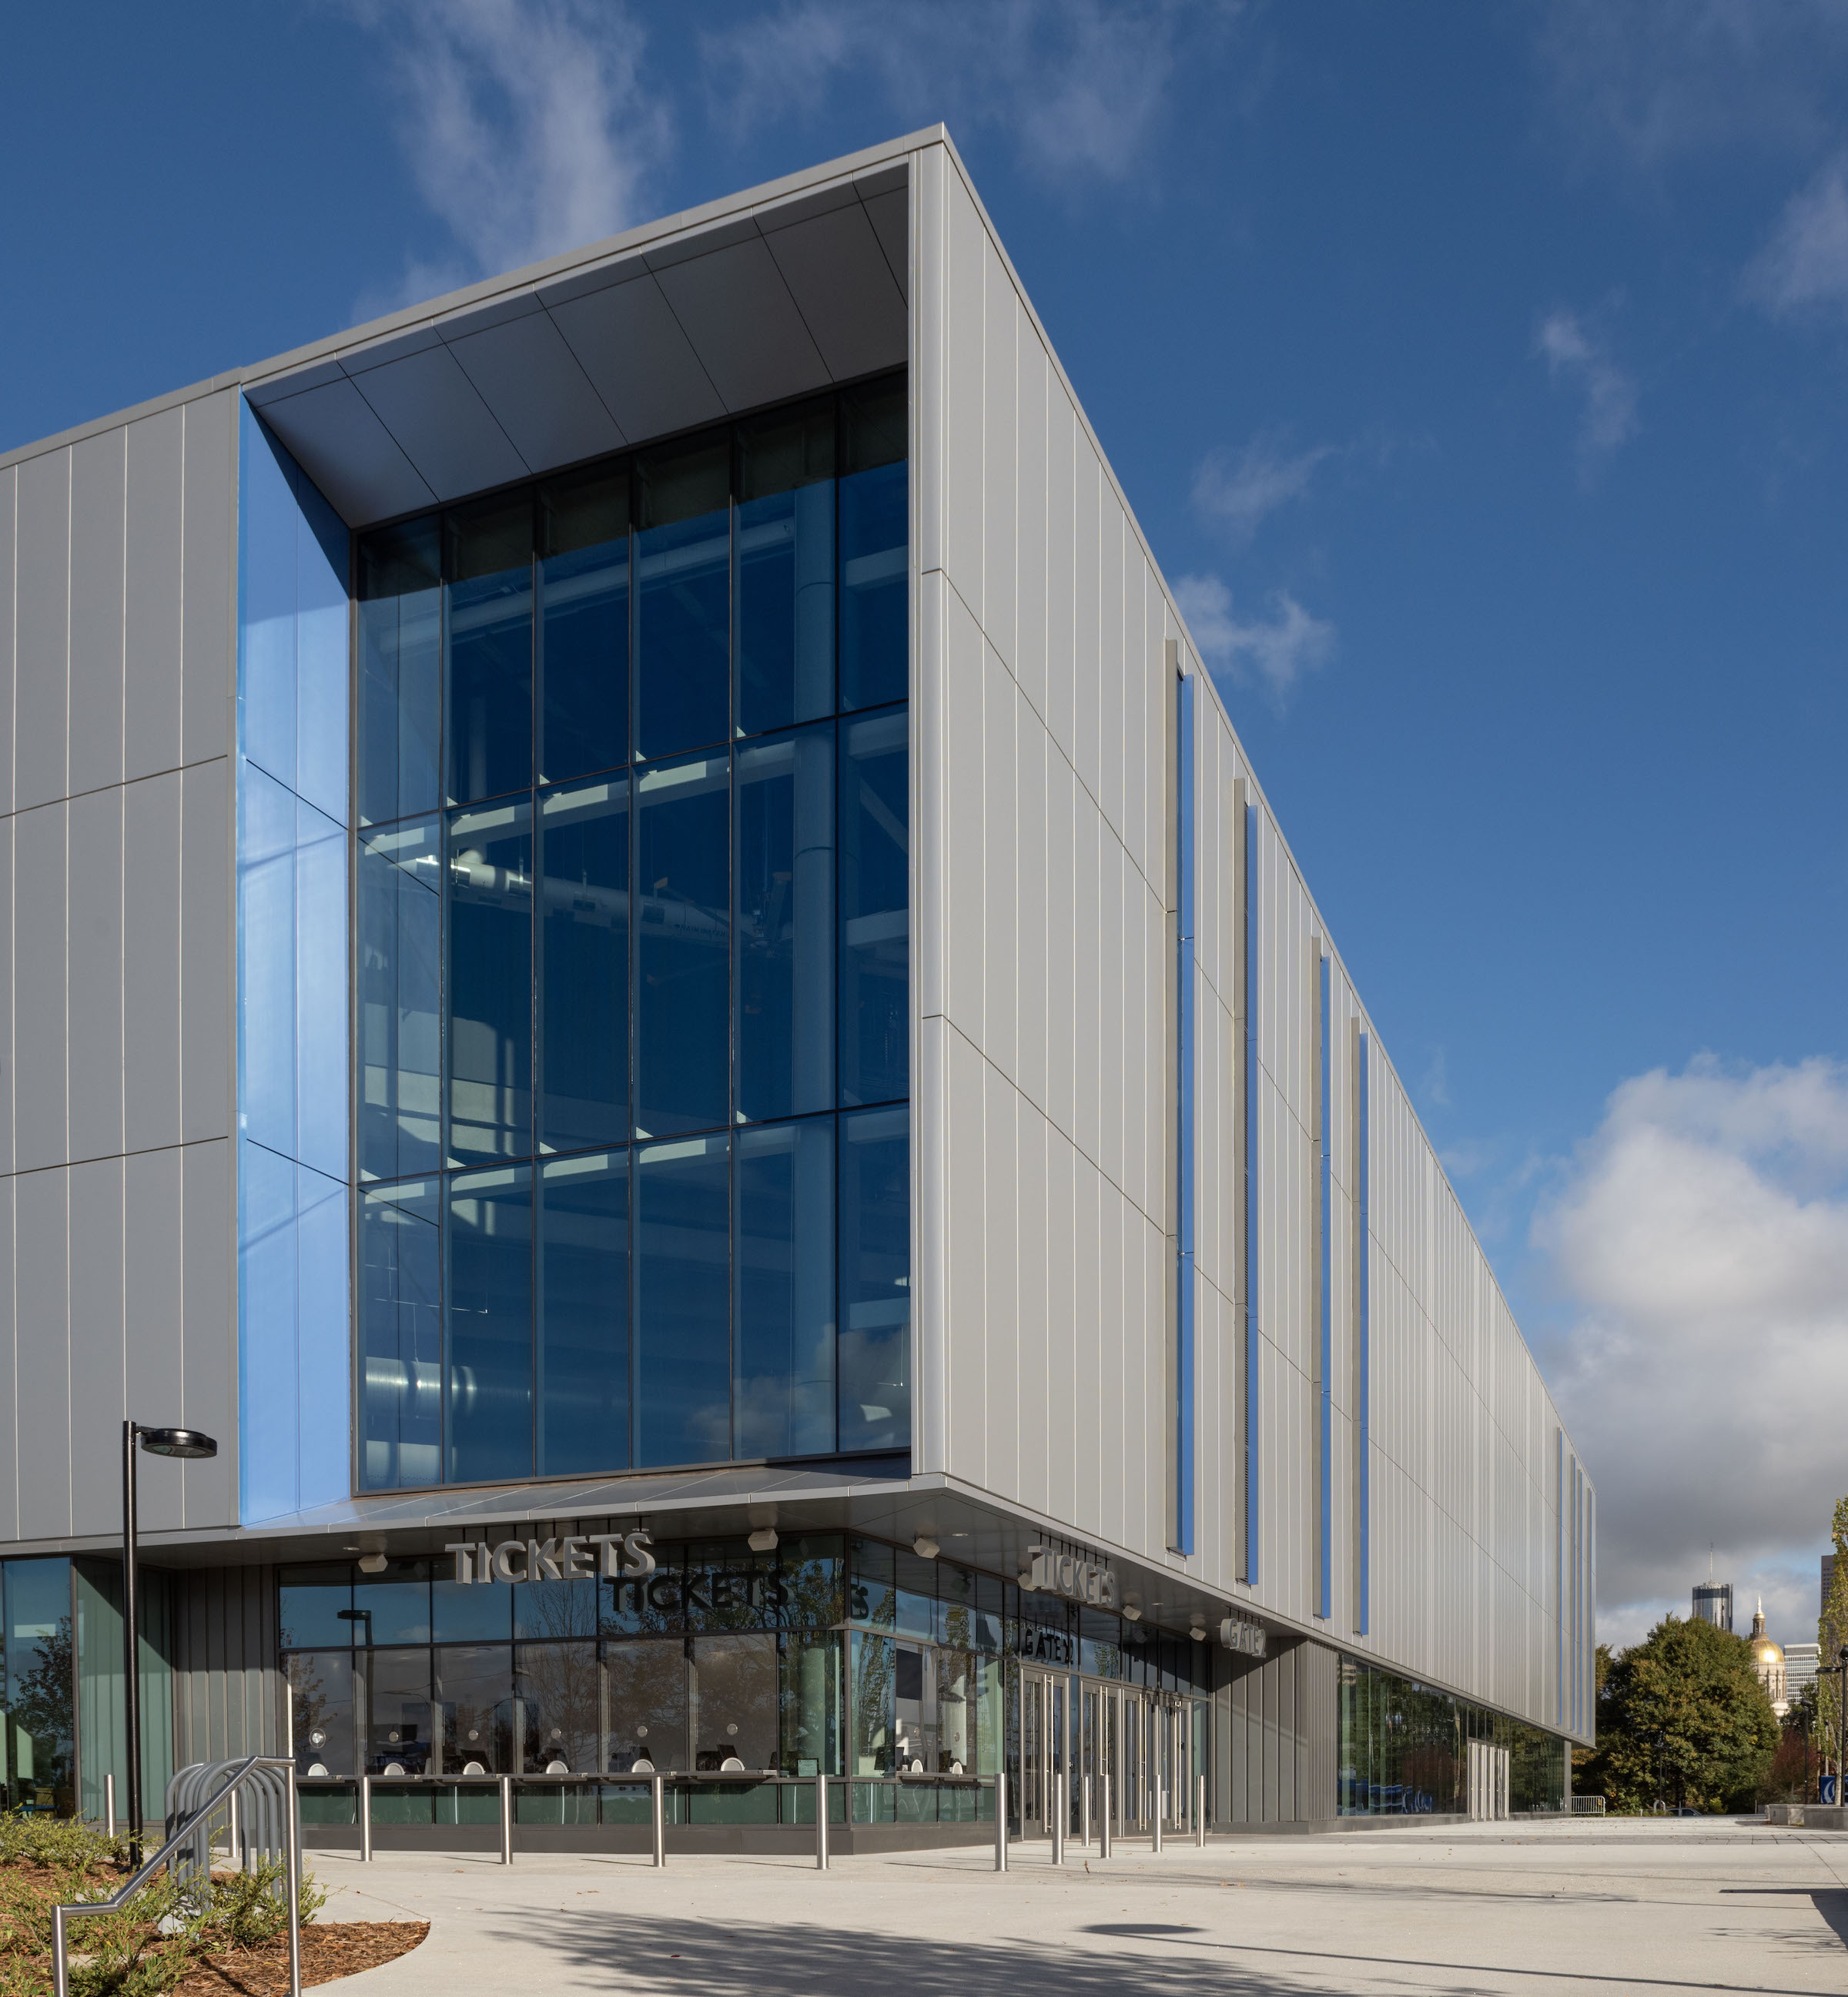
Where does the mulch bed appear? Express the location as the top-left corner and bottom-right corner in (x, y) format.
(170, 1922), (430, 1995)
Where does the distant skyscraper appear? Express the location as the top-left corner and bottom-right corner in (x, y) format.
(1693, 1581), (1734, 1633)
(1786, 1644), (1820, 1702)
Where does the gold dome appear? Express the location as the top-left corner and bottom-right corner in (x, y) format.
(1750, 1634), (1785, 1665)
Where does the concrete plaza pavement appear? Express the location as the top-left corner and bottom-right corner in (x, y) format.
(307, 1818), (1848, 1995)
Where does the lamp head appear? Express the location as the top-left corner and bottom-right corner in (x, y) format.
(138, 1427), (217, 1460)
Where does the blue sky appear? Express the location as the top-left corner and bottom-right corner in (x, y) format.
(7, 0), (1848, 1647)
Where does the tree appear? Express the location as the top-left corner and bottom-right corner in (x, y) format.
(1578, 1614), (1779, 1813)
(1818, 1494), (1848, 1781)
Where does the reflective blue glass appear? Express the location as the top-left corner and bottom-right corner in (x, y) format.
(635, 1134), (730, 1467)
(636, 440), (729, 758)
(735, 1117), (835, 1460)
(736, 402), (835, 736)
(538, 1149), (631, 1477)
(360, 1179), (442, 1490)
(634, 754), (729, 1138)
(839, 1105), (909, 1452)
(238, 763), (298, 1159)
(296, 1159), (350, 1504)
(237, 1139), (298, 1522)
(357, 520), (441, 827)
(295, 797), (347, 1182)
(446, 798), (534, 1166)
(737, 727), (834, 1122)
(839, 707), (908, 1107)
(539, 778), (629, 1152)
(446, 497), (534, 805)
(839, 379), (906, 711)
(447, 1164), (534, 1485)
(358, 818), (442, 1182)
(539, 466), (629, 781)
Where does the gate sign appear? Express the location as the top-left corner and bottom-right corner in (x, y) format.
(1220, 1608), (1267, 1657)
(1026, 1545), (1117, 1607)
(444, 1531), (657, 1584)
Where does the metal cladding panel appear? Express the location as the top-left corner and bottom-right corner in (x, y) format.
(913, 138), (1589, 1742)
(172, 1564), (281, 1771)
(68, 429), (126, 796)
(15, 449), (71, 813)
(348, 344), (527, 502)
(181, 390), (236, 768)
(0, 466), (15, 821)
(66, 1156), (125, 1537)
(66, 785), (126, 1162)
(181, 1138), (236, 1528)
(179, 758), (231, 1144)
(124, 1146), (186, 1534)
(653, 238), (831, 413)
(550, 278), (727, 460)
(124, 772), (184, 1152)
(13, 1165), (71, 1537)
(255, 378), (436, 526)
(443, 311), (625, 473)
(14, 803), (69, 1173)
(124, 410), (186, 784)
(762, 202), (906, 382)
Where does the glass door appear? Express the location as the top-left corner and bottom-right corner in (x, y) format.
(1020, 1670), (1049, 1837)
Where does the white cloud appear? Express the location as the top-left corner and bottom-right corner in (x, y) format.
(1173, 573), (1334, 714)
(1535, 309), (1639, 477)
(1749, 152), (1848, 319)
(1421, 1045), (1451, 1109)
(351, 0), (670, 298)
(1535, 1055), (1848, 1651)
(701, 0), (1238, 184)
(1191, 432), (1334, 547)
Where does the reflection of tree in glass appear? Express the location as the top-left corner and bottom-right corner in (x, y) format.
(285, 1654), (340, 1772)
(11, 1614), (75, 1804)
(852, 1635), (894, 1775)
(516, 1641), (598, 1771)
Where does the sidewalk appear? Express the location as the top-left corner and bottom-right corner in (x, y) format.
(306, 1817), (1848, 1995)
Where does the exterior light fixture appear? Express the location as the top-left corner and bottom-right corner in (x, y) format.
(122, 1421), (217, 1863)
(1123, 1604), (1142, 1623)
(357, 1553), (388, 1574)
(747, 1527), (779, 1553)
(913, 1536), (940, 1560)
(1190, 1626), (1207, 1642)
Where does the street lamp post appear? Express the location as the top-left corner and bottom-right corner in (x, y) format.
(122, 1421), (217, 1864)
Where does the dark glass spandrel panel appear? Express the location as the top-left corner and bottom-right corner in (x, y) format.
(894, 1549), (935, 1641)
(847, 1537), (896, 1629)
(839, 1105), (910, 1453)
(634, 1132), (730, 1468)
(517, 1639), (599, 1772)
(446, 799), (534, 1166)
(279, 1566), (354, 1651)
(691, 1631), (778, 1771)
(839, 378), (906, 712)
(359, 1179), (442, 1491)
(432, 1569), (511, 1644)
(777, 1536), (843, 1631)
(357, 518), (440, 827)
(537, 1149), (630, 1477)
(636, 440), (730, 757)
(737, 728), (834, 1122)
(446, 496), (534, 805)
(364, 1645), (434, 1775)
(540, 466), (630, 782)
(446, 1164), (534, 1485)
(435, 1642), (515, 1773)
(286, 1650), (354, 1775)
(357, 820), (441, 1182)
(736, 401), (835, 738)
(839, 708), (908, 1108)
(539, 778), (629, 1152)
(735, 1117), (835, 1460)
(353, 1557), (432, 1647)
(604, 1636), (688, 1774)
(634, 754), (729, 1138)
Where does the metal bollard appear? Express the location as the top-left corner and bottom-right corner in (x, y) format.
(360, 1775), (373, 1864)
(1083, 1775), (1092, 1849)
(1197, 1775), (1207, 1848)
(104, 1773), (116, 1841)
(995, 1773), (1008, 1872)
(1100, 1772), (1111, 1858)
(284, 1764), (303, 1997)
(499, 1775), (513, 1865)
(1153, 1788), (1163, 1854)
(1052, 1772), (1066, 1866)
(651, 1774), (666, 1867)
(815, 1772), (829, 1871)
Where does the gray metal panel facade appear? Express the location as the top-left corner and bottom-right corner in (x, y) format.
(169, 1563), (283, 1771)
(910, 138), (1592, 1741)
(0, 388), (239, 1547)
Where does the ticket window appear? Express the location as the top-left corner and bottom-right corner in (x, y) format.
(691, 1633), (778, 1771)
(603, 1637), (688, 1774)
(894, 1641), (937, 1771)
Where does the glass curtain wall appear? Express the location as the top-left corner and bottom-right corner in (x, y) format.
(1337, 1657), (1568, 1815)
(1, 1559), (75, 1814)
(356, 374), (909, 1490)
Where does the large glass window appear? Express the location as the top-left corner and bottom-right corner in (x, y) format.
(354, 377), (909, 1490)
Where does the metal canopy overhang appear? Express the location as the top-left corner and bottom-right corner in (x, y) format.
(247, 162), (909, 529)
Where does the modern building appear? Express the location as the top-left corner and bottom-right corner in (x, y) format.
(1692, 1582), (1734, 1634)
(1786, 1644), (1820, 1704)
(0, 127), (1593, 1841)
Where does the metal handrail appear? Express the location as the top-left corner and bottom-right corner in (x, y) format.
(51, 1755), (302, 1997)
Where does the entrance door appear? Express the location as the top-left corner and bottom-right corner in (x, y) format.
(1021, 1670), (1069, 1838)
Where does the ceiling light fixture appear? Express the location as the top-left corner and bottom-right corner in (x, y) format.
(912, 1535), (940, 1560)
(747, 1527), (779, 1553)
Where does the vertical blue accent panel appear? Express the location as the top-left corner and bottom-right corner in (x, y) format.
(1174, 674), (1196, 1557)
(1317, 954), (1332, 1620)
(1243, 801), (1260, 1584)
(1357, 1029), (1371, 1636)
(236, 400), (351, 1524)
